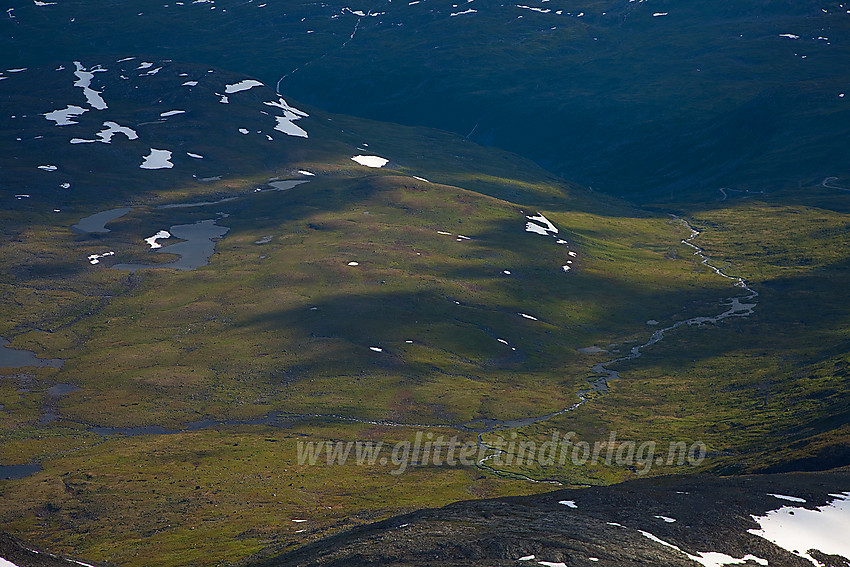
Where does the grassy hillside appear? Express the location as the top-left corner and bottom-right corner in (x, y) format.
(0, 61), (747, 564)
(3, 108), (848, 564)
(476, 194), (850, 485)
(0, 4), (848, 565)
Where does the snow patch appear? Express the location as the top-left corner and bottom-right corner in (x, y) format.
(71, 121), (138, 144)
(274, 115), (308, 138)
(224, 79), (264, 93)
(73, 61), (108, 110)
(351, 155), (389, 168)
(638, 530), (768, 567)
(140, 149), (174, 169)
(748, 492), (850, 565)
(265, 97), (309, 117)
(44, 105), (89, 125)
(88, 251), (115, 264)
(264, 97), (310, 137)
(517, 5), (550, 14)
(768, 493), (807, 503)
(144, 230), (171, 249)
(525, 212), (558, 236)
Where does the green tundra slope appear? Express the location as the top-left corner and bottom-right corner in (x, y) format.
(1, 60), (848, 565)
(0, 61), (715, 565)
(0, 1), (848, 565)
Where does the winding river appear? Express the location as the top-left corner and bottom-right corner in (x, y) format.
(821, 176), (849, 191)
(465, 218), (759, 481)
(465, 219), (757, 434)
